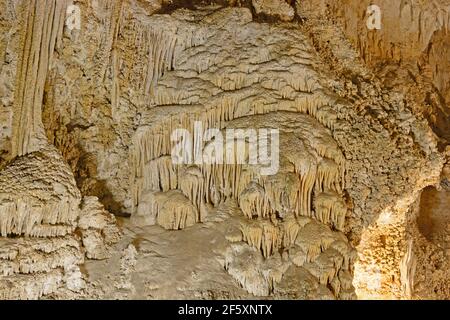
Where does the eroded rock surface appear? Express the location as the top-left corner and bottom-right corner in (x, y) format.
(0, 0), (448, 299)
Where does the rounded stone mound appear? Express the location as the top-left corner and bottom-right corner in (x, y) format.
(0, 146), (81, 237)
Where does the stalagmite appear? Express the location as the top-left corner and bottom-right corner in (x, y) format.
(155, 190), (198, 230)
(78, 197), (121, 260)
(11, 0), (68, 157)
(223, 243), (289, 296)
(0, 146), (80, 237)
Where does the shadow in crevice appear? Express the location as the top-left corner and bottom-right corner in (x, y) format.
(156, 0), (302, 23)
(74, 148), (130, 217)
(418, 186), (450, 245)
(42, 77), (128, 217)
(43, 120), (128, 216)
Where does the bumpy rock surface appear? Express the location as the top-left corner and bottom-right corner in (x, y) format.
(0, 0), (448, 299)
(0, 145), (80, 237)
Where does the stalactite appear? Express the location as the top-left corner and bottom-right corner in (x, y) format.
(261, 172), (301, 218)
(302, 247), (347, 287)
(284, 141), (317, 218)
(125, 13), (349, 242)
(0, 234), (84, 299)
(314, 191), (347, 231)
(129, 99), (344, 210)
(338, 269), (354, 291)
(143, 28), (175, 95)
(314, 262), (335, 285)
(288, 246), (307, 267)
(0, 196), (78, 237)
(330, 276), (341, 296)
(130, 110), (348, 239)
(240, 220), (282, 258)
(240, 221), (263, 253)
(12, 0), (68, 157)
(315, 105), (338, 130)
(316, 158), (343, 193)
(238, 182), (271, 219)
(330, 240), (357, 271)
(236, 209), (349, 272)
(400, 239), (416, 298)
(121, 16), (207, 96)
(144, 156), (179, 192)
(282, 216), (301, 248)
(0, 270), (63, 299)
(179, 166), (205, 215)
(0, 245), (80, 275)
(261, 223), (282, 258)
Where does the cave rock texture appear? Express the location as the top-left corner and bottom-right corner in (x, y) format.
(0, 0), (449, 299)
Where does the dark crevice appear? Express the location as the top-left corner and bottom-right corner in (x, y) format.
(156, 0), (301, 24)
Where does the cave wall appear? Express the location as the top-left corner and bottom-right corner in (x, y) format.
(0, 0), (448, 299)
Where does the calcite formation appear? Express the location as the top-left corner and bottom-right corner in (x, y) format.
(78, 196), (121, 259)
(0, 145), (80, 237)
(252, 0), (295, 22)
(0, 236), (84, 299)
(0, 0), (448, 300)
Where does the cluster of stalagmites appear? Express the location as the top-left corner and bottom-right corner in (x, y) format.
(0, 146), (120, 299)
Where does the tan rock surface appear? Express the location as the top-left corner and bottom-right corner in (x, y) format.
(0, 0), (448, 299)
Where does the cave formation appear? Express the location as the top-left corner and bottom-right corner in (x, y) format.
(0, 0), (449, 300)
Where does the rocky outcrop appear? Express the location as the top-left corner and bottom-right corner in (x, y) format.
(0, 146), (80, 237)
(78, 196), (121, 259)
(0, 0), (448, 299)
(252, 0), (295, 21)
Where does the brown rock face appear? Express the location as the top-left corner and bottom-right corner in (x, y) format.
(0, 0), (448, 299)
